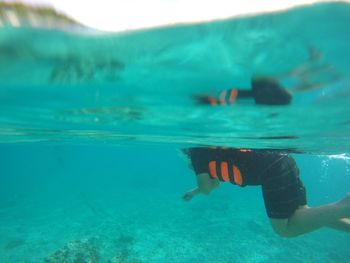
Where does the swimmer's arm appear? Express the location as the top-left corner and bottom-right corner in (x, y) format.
(182, 173), (220, 201)
(182, 188), (201, 201)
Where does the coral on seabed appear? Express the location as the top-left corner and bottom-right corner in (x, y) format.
(44, 238), (99, 263)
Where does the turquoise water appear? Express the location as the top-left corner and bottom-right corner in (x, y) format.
(1, 2), (350, 262)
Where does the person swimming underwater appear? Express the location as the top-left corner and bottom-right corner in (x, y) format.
(182, 147), (350, 238)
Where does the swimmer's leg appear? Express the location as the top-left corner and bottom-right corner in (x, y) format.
(327, 218), (350, 233)
(269, 193), (350, 237)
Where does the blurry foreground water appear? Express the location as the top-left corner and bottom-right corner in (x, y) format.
(0, 2), (350, 262)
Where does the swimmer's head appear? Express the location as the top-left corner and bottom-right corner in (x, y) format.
(180, 148), (193, 170)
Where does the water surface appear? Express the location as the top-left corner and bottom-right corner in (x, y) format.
(0, 2), (350, 262)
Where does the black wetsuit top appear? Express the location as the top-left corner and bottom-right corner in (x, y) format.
(187, 147), (294, 186)
(194, 77), (292, 106)
(186, 147), (307, 219)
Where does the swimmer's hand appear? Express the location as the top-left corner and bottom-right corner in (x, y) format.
(182, 191), (194, 202)
(182, 188), (199, 202)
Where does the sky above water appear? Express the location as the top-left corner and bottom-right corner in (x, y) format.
(4, 0), (346, 31)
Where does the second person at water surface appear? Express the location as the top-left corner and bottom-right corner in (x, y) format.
(193, 77), (293, 106)
(193, 47), (340, 107)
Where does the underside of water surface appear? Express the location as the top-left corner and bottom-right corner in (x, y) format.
(0, 2), (350, 154)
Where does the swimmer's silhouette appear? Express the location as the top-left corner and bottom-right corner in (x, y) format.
(193, 77), (292, 106)
(193, 47), (340, 106)
(182, 147), (350, 237)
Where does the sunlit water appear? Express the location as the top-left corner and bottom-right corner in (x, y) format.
(0, 2), (350, 263)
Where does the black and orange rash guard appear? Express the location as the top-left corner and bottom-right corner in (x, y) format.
(186, 147), (291, 186)
(186, 147), (307, 219)
(194, 77), (292, 106)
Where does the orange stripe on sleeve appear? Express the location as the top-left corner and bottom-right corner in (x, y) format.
(239, 149), (252, 152)
(220, 161), (230, 182)
(209, 161), (218, 179)
(229, 89), (238, 103)
(208, 97), (218, 106)
(233, 165), (243, 185)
